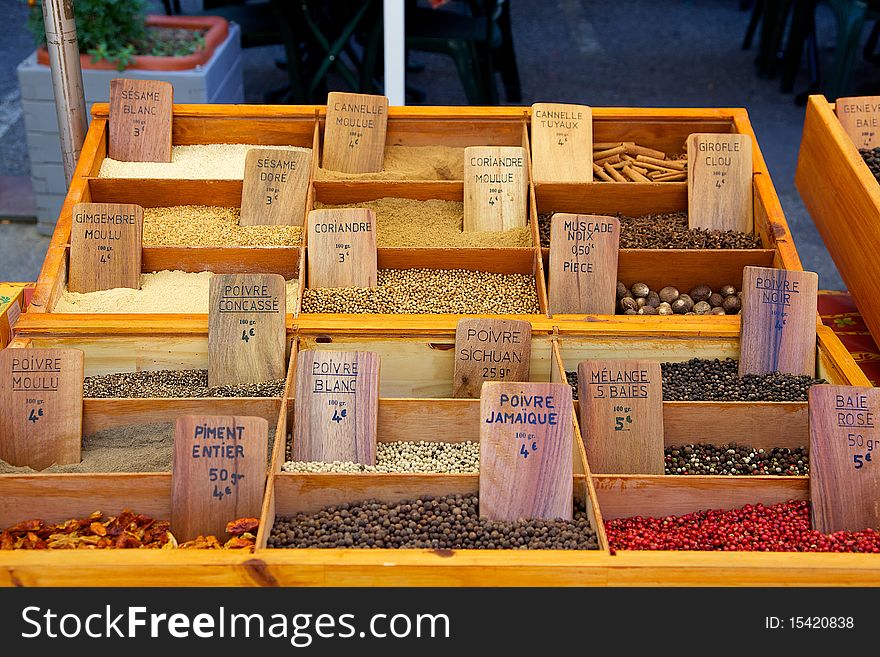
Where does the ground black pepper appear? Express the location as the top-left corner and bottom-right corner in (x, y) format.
(83, 369), (285, 398)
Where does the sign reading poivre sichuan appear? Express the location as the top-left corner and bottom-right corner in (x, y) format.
(240, 148), (312, 226)
(453, 318), (532, 398)
(322, 92), (388, 173)
(836, 96), (880, 149)
(464, 146), (528, 232)
(69, 202), (143, 293)
(108, 78), (172, 162)
(307, 208), (377, 288)
(208, 274), (286, 388)
(0, 349), (83, 470)
(530, 103), (593, 183)
(687, 133), (753, 233)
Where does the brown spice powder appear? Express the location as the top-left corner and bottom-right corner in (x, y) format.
(316, 145), (464, 180)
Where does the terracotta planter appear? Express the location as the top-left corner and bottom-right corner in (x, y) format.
(36, 15), (228, 71)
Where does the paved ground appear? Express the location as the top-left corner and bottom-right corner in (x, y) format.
(2, 0), (876, 288)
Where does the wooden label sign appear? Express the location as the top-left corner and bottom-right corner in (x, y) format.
(68, 202), (143, 293)
(530, 103), (592, 183)
(739, 266), (818, 376)
(240, 148), (312, 226)
(108, 78), (172, 162)
(548, 213), (620, 314)
(0, 348), (83, 470)
(809, 385), (880, 533)
(479, 382), (573, 521)
(171, 415), (268, 542)
(836, 96), (880, 149)
(293, 350), (380, 465)
(453, 318), (532, 399)
(687, 133), (753, 233)
(576, 360), (664, 474)
(307, 208), (377, 288)
(463, 146), (528, 232)
(322, 91), (388, 173)
(208, 274), (286, 388)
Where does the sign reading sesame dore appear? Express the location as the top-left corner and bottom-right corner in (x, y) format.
(835, 96), (880, 149)
(208, 274), (286, 388)
(293, 350), (380, 465)
(172, 415), (268, 542)
(322, 91), (388, 173)
(68, 202), (143, 293)
(464, 146), (529, 232)
(739, 266), (818, 376)
(530, 103), (592, 183)
(479, 382), (573, 521)
(809, 385), (880, 533)
(548, 213), (620, 314)
(577, 360), (664, 474)
(0, 348), (83, 470)
(307, 208), (377, 288)
(453, 318), (532, 399)
(239, 148), (312, 226)
(108, 78), (172, 162)
(687, 133), (753, 233)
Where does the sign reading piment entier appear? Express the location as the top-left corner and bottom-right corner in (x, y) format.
(293, 350), (380, 465)
(0, 348), (83, 470)
(240, 148), (312, 226)
(809, 385), (880, 534)
(208, 274), (286, 388)
(108, 78), (172, 162)
(322, 92), (388, 173)
(548, 213), (620, 315)
(171, 414), (268, 542)
(463, 146), (528, 232)
(307, 208), (377, 289)
(687, 133), (753, 234)
(836, 96), (880, 149)
(530, 103), (593, 183)
(69, 202), (143, 294)
(453, 318), (532, 399)
(479, 382), (573, 521)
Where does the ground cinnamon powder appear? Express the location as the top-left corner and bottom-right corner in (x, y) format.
(316, 145), (464, 180)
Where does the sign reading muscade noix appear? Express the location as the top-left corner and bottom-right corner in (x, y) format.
(577, 360), (664, 474)
(687, 133), (753, 233)
(809, 385), (880, 534)
(108, 78), (172, 162)
(739, 266), (818, 377)
(548, 213), (619, 314)
(69, 202), (143, 294)
(835, 96), (880, 149)
(479, 382), (573, 521)
(307, 208), (377, 289)
(208, 274), (286, 388)
(171, 415), (268, 542)
(0, 348), (83, 470)
(530, 103), (593, 183)
(240, 148), (312, 226)
(293, 350), (380, 465)
(463, 146), (528, 232)
(453, 318), (532, 399)
(322, 92), (388, 173)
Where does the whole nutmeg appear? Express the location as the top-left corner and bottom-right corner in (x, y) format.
(719, 284), (737, 297)
(659, 286), (679, 303)
(693, 301), (712, 315)
(620, 296), (638, 312)
(636, 297), (647, 308)
(708, 292), (724, 307)
(710, 307), (727, 315)
(646, 291), (661, 308)
(685, 311), (696, 315)
(671, 298), (689, 314)
(624, 309), (638, 315)
(617, 281), (628, 300)
(657, 303), (674, 316)
(689, 285), (712, 302)
(631, 282), (649, 298)
(678, 294), (695, 312)
(638, 305), (658, 315)
(722, 295), (742, 313)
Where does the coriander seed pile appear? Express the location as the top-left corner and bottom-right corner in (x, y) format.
(83, 369), (285, 398)
(665, 443), (809, 476)
(617, 281), (741, 315)
(283, 440), (480, 474)
(143, 205), (302, 247)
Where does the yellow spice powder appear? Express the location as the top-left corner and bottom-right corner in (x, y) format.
(315, 145), (464, 181)
(143, 205), (302, 247)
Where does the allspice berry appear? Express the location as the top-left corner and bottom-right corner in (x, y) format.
(719, 284), (737, 297)
(646, 291), (661, 308)
(722, 295), (741, 313)
(708, 292), (724, 307)
(678, 294), (694, 312)
(659, 286), (679, 303)
(631, 282), (649, 298)
(617, 281), (628, 300)
(689, 285), (712, 302)
(657, 302), (673, 315)
(620, 297), (637, 312)
(693, 300), (711, 315)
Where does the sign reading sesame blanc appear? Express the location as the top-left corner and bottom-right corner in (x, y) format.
(530, 103), (592, 183)
(240, 148), (312, 226)
(548, 213), (619, 315)
(835, 96), (880, 149)
(208, 274), (286, 388)
(809, 385), (880, 533)
(479, 382), (573, 521)
(453, 318), (532, 399)
(68, 202), (143, 294)
(463, 146), (528, 232)
(293, 350), (380, 465)
(577, 359), (664, 474)
(687, 133), (753, 233)
(739, 266), (818, 377)
(322, 91), (388, 173)
(307, 208), (377, 289)
(0, 348), (83, 470)
(108, 78), (172, 162)
(172, 414), (268, 542)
